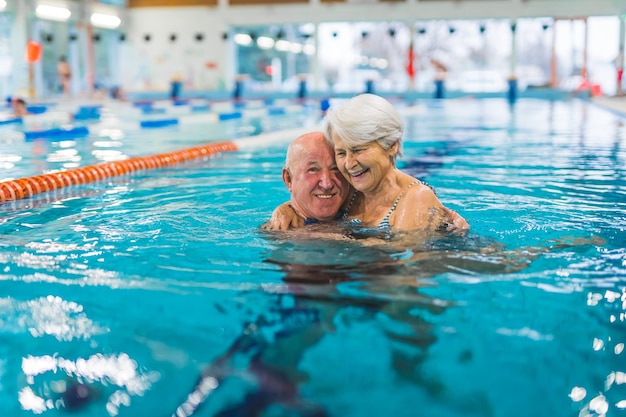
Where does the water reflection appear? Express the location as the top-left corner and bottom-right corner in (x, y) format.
(20, 352), (159, 415)
(171, 231), (605, 416)
(0, 293), (157, 415)
(574, 286), (626, 416)
(0, 295), (106, 341)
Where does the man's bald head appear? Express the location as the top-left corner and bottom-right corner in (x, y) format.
(285, 132), (326, 170)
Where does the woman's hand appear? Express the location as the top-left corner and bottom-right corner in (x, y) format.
(261, 202), (305, 230)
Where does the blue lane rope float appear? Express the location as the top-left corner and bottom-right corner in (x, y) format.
(0, 118), (23, 126)
(218, 111), (243, 121)
(25, 105), (49, 114)
(139, 118), (179, 128)
(24, 126), (90, 141)
(73, 105), (102, 120)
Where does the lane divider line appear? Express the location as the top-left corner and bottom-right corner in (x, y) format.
(0, 141), (238, 204)
(0, 124), (319, 205)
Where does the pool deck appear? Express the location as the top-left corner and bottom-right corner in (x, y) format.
(591, 95), (626, 117)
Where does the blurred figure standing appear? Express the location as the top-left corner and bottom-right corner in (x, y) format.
(615, 50), (624, 97)
(57, 56), (71, 95)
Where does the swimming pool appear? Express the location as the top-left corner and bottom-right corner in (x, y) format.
(0, 97), (624, 417)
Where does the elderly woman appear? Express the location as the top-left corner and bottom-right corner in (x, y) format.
(325, 93), (464, 235)
(266, 94), (468, 236)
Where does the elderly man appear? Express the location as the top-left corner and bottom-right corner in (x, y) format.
(263, 131), (350, 229)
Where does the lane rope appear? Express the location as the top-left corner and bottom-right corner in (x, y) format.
(0, 141), (237, 204)
(0, 125), (317, 204)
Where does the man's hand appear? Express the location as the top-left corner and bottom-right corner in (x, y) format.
(442, 206), (469, 233)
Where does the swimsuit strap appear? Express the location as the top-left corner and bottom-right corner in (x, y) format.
(340, 191), (358, 221)
(379, 180), (420, 226)
(345, 179), (424, 231)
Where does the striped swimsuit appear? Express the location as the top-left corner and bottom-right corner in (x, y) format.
(341, 180), (425, 238)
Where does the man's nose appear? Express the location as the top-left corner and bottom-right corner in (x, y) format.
(318, 170), (334, 189)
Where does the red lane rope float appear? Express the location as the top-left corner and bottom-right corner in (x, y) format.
(0, 141), (238, 204)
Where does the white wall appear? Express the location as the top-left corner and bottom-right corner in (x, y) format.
(120, 0), (626, 94)
(218, 0), (625, 25)
(123, 7), (231, 94)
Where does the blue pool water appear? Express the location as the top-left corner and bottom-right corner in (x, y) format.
(0, 98), (625, 417)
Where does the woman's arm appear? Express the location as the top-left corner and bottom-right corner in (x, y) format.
(261, 202), (305, 230)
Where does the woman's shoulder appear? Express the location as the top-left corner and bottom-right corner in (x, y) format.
(402, 179), (439, 204)
(392, 183), (447, 231)
(403, 177), (437, 195)
(396, 172), (432, 190)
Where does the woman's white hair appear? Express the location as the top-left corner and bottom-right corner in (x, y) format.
(323, 94), (404, 160)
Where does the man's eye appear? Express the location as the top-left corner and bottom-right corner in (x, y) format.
(335, 151), (345, 157)
(308, 168), (319, 173)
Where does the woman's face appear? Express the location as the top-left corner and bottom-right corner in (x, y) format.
(332, 132), (397, 194)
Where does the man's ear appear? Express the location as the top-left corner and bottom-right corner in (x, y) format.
(282, 168), (292, 191)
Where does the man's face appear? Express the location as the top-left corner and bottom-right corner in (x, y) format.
(284, 138), (349, 221)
